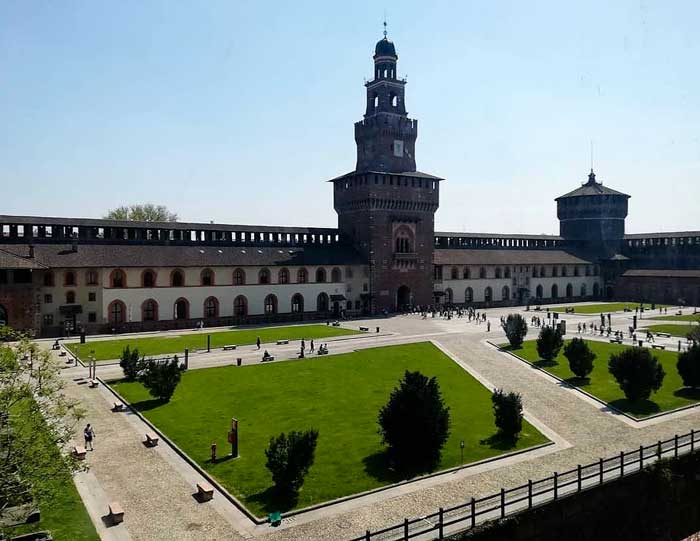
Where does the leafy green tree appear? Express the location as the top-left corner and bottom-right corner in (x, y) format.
(138, 359), (183, 401)
(563, 338), (596, 379)
(501, 314), (528, 348)
(104, 203), (178, 222)
(0, 339), (84, 527)
(677, 344), (700, 389)
(378, 371), (451, 468)
(119, 346), (144, 381)
(536, 326), (564, 362)
(0, 326), (20, 342)
(491, 389), (523, 437)
(608, 347), (665, 402)
(265, 429), (319, 496)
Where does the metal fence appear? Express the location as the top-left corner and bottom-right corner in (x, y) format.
(350, 429), (698, 541)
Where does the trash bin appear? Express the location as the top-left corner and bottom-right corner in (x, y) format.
(80, 330), (86, 344)
(236, 358), (242, 367)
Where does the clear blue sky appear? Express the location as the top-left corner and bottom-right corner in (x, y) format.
(2, 1), (699, 234)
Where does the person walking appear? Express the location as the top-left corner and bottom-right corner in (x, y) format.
(256, 337), (261, 350)
(84, 423), (95, 451)
(310, 339), (315, 352)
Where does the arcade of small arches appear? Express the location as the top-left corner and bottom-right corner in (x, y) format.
(443, 264), (599, 281)
(444, 282), (599, 305)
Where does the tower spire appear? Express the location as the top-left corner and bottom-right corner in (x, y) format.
(383, 17), (387, 38)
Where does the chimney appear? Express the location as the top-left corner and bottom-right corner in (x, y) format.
(28, 243), (35, 259)
(71, 238), (78, 253)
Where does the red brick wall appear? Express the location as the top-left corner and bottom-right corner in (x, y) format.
(614, 275), (700, 306)
(0, 284), (38, 333)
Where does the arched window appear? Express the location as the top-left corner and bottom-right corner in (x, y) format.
(463, 267), (470, 279)
(0, 304), (7, 326)
(479, 267), (487, 279)
(315, 268), (326, 283)
(234, 295), (248, 317)
(317, 292), (329, 312)
(43, 272), (54, 287)
(66, 291), (76, 304)
(142, 269), (156, 288)
(484, 286), (493, 302)
(394, 225), (414, 254)
(536, 285), (543, 299)
(593, 282), (600, 297)
(233, 268), (246, 286)
(203, 296), (219, 318)
(445, 288), (453, 304)
(108, 300), (126, 324)
(465, 287), (474, 302)
(171, 270), (185, 287)
(85, 270), (98, 285)
(278, 268), (289, 284)
(297, 268), (308, 284)
(331, 267), (342, 283)
(142, 299), (158, 321)
(495, 267), (502, 279)
(450, 267), (459, 280)
(201, 268), (215, 286)
(258, 268), (270, 285)
(566, 283), (573, 298)
(580, 284), (587, 297)
(502, 286), (510, 300)
(264, 294), (277, 315)
(65, 271), (76, 286)
(291, 293), (304, 313)
(504, 267), (511, 279)
(174, 298), (189, 320)
(551, 284), (558, 298)
(110, 269), (125, 288)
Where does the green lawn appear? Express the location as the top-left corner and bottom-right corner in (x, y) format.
(67, 324), (361, 361)
(651, 313), (700, 322)
(550, 302), (672, 314)
(113, 342), (548, 517)
(645, 324), (699, 338)
(503, 339), (700, 418)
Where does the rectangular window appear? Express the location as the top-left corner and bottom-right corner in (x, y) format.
(43, 314), (54, 326)
(88, 292), (96, 302)
(44, 294), (53, 304)
(88, 312), (97, 323)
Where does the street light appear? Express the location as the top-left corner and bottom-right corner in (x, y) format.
(460, 440), (465, 464)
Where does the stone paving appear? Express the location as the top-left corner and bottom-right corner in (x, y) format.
(48, 303), (700, 540)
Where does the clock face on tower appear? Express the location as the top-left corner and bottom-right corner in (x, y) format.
(393, 139), (404, 157)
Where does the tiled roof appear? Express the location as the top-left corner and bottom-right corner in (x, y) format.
(0, 244), (364, 269)
(433, 249), (593, 266)
(556, 171), (630, 200)
(0, 248), (46, 270)
(622, 269), (700, 279)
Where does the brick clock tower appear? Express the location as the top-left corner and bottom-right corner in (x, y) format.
(331, 31), (442, 313)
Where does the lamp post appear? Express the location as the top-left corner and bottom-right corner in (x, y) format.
(460, 440), (465, 464)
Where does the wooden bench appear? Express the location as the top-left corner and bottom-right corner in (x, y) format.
(262, 355), (275, 362)
(58, 351), (67, 357)
(609, 339), (623, 344)
(332, 321), (340, 327)
(196, 481), (214, 501)
(112, 402), (124, 412)
(276, 340), (289, 345)
(88, 379), (99, 388)
(359, 326), (369, 332)
(108, 501), (124, 524)
(73, 445), (87, 460)
(145, 432), (159, 447)
(222, 344), (237, 351)
(656, 332), (672, 338)
(652, 344), (666, 350)
(317, 349), (328, 356)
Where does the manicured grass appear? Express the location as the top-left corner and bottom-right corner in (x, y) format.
(113, 342), (548, 516)
(67, 324), (361, 361)
(645, 324), (700, 338)
(503, 339), (700, 418)
(550, 302), (672, 314)
(651, 313), (700, 322)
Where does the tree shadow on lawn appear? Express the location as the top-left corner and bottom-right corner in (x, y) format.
(130, 398), (167, 412)
(533, 360), (559, 369)
(247, 486), (299, 514)
(609, 398), (661, 417)
(479, 433), (519, 451)
(673, 387), (700, 401)
(562, 376), (591, 388)
(362, 450), (439, 484)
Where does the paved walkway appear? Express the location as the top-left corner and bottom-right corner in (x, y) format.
(51, 306), (700, 541)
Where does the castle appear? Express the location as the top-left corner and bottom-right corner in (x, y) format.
(1, 33), (699, 336)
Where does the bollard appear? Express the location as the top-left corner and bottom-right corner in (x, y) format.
(237, 358), (242, 367)
(185, 348), (189, 370)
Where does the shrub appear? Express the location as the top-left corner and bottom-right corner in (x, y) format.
(491, 389), (523, 437)
(536, 326), (564, 362)
(378, 371), (450, 468)
(265, 429), (319, 496)
(608, 347), (665, 402)
(138, 359), (183, 402)
(119, 346), (143, 381)
(677, 344), (700, 389)
(563, 338), (596, 379)
(502, 314), (528, 348)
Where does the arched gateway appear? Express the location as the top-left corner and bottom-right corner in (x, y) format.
(396, 285), (411, 310)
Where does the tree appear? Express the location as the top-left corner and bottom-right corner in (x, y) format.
(0, 339), (84, 526)
(377, 371), (450, 468)
(563, 338), (596, 379)
(491, 389), (523, 438)
(104, 203), (178, 222)
(536, 326), (564, 362)
(119, 346), (144, 381)
(677, 344), (700, 389)
(264, 429), (319, 497)
(608, 347), (665, 402)
(138, 359), (183, 402)
(501, 314), (528, 348)
(687, 322), (700, 346)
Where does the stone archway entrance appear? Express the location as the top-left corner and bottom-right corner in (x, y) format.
(396, 285), (411, 311)
(175, 299), (188, 320)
